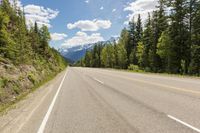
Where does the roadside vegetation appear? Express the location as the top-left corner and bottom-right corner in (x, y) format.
(0, 0), (67, 112)
(76, 0), (200, 76)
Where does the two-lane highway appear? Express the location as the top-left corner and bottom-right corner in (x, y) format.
(1, 67), (200, 133)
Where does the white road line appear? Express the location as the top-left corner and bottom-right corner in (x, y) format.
(37, 69), (68, 133)
(16, 84), (53, 133)
(168, 115), (200, 133)
(93, 78), (104, 84)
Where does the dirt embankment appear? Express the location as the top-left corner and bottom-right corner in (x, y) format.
(0, 59), (63, 109)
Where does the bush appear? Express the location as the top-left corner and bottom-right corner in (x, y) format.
(0, 79), (4, 88)
(128, 64), (141, 72)
(0, 77), (9, 88)
(13, 85), (20, 95)
(28, 73), (36, 84)
(144, 67), (151, 72)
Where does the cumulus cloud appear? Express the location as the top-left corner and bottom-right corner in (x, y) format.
(67, 19), (112, 31)
(85, 0), (89, 3)
(62, 31), (104, 48)
(112, 9), (116, 12)
(24, 4), (59, 28)
(9, 0), (23, 9)
(51, 33), (67, 41)
(100, 6), (104, 10)
(124, 0), (158, 22)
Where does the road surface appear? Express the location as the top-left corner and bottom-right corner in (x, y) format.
(0, 67), (200, 133)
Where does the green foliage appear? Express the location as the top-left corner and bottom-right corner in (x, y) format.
(13, 84), (20, 95)
(0, 0), (66, 67)
(189, 45), (200, 75)
(128, 64), (141, 72)
(101, 44), (115, 68)
(0, 0), (67, 107)
(117, 44), (128, 69)
(77, 0), (200, 76)
(136, 14), (143, 43)
(0, 77), (9, 88)
(157, 31), (171, 71)
(0, 78), (5, 88)
(28, 73), (37, 84)
(84, 51), (92, 67)
(136, 42), (145, 67)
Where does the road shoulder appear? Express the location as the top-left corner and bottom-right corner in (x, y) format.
(0, 69), (67, 133)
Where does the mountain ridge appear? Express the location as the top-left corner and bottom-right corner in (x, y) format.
(59, 37), (119, 62)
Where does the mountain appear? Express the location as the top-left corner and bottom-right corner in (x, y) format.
(59, 43), (94, 63)
(59, 37), (119, 62)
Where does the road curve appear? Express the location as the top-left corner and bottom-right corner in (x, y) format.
(1, 67), (200, 133)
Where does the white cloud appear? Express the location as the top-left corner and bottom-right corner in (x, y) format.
(62, 31), (104, 48)
(112, 9), (116, 12)
(100, 6), (104, 10)
(24, 4), (59, 28)
(85, 0), (89, 3)
(67, 19), (112, 31)
(124, 0), (158, 22)
(9, 0), (23, 9)
(51, 33), (67, 41)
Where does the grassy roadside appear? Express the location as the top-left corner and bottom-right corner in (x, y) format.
(0, 68), (67, 115)
(102, 68), (200, 79)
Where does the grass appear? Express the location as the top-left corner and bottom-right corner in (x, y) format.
(111, 68), (200, 79)
(0, 68), (67, 115)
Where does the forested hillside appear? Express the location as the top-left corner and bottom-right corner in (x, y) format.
(0, 0), (67, 108)
(78, 0), (200, 75)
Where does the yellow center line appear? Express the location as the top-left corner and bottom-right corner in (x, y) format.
(96, 71), (200, 95)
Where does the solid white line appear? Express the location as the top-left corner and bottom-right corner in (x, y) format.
(16, 84), (53, 133)
(37, 69), (68, 133)
(168, 115), (200, 133)
(93, 78), (104, 84)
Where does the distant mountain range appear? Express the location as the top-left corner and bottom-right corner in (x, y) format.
(59, 37), (119, 63)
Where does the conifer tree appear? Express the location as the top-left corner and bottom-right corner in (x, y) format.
(135, 14), (143, 43)
(142, 13), (153, 68)
(168, 0), (189, 73)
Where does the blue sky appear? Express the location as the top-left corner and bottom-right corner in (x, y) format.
(19, 0), (158, 49)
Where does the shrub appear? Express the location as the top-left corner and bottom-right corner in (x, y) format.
(13, 85), (20, 95)
(28, 73), (36, 84)
(144, 67), (151, 72)
(128, 64), (141, 72)
(0, 77), (9, 88)
(0, 79), (4, 88)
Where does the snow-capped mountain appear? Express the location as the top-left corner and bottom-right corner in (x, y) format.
(58, 43), (94, 63)
(59, 37), (119, 63)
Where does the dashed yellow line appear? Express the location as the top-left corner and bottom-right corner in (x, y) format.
(96, 71), (200, 95)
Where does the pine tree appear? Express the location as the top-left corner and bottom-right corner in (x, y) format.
(0, 0), (16, 60)
(29, 22), (40, 54)
(39, 25), (51, 55)
(135, 14), (143, 43)
(119, 28), (130, 67)
(157, 0), (168, 33)
(149, 11), (160, 72)
(155, 0), (169, 71)
(168, 0), (189, 73)
(84, 51), (92, 67)
(113, 42), (119, 68)
(142, 13), (153, 69)
(128, 18), (137, 64)
(34, 21), (39, 33)
(189, 0), (200, 75)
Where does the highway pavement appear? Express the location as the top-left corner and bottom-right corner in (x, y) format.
(0, 67), (200, 133)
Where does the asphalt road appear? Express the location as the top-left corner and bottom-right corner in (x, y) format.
(1, 67), (200, 133)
